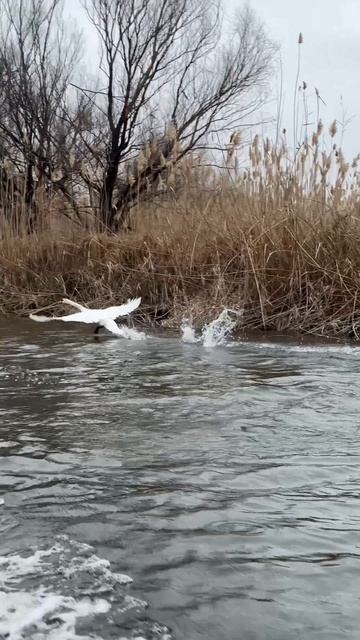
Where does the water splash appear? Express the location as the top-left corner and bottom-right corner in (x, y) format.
(181, 309), (243, 347)
(181, 319), (199, 344)
(202, 309), (242, 347)
(116, 325), (146, 340)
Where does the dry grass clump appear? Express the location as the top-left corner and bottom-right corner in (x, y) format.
(2, 129), (360, 338)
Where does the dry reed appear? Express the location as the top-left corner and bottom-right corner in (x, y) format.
(2, 129), (360, 338)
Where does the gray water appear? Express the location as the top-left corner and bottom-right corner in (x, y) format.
(1, 320), (360, 640)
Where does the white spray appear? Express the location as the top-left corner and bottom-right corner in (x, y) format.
(180, 318), (199, 344)
(181, 309), (243, 347)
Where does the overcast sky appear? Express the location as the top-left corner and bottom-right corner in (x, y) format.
(64, 0), (360, 159)
(226, 0), (360, 158)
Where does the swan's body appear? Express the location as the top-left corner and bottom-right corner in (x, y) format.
(30, 297), (141, 336)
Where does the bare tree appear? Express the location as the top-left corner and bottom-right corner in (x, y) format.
(0, 0), (82, 230)
(81, 0), (276, 230)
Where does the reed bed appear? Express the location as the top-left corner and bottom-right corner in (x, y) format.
(2, 129), (360, 338)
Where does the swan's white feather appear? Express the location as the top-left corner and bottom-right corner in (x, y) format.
(59, 310), (99, 323)
(62, 298), (87, 311)
(29, 314), (56, 323)
(103, 297), (142, 320)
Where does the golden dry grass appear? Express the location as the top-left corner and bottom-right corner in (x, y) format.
(2, 132), (360, 338)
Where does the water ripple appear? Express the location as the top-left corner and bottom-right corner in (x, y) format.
(1, 322), (360, 639)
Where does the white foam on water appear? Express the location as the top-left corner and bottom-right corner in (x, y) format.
(61, 552), (133, 585)
(119, 594), (149, 614)
(0, 547), (53, 580)
(233, 340), (360, 356)
(0, 499), (4, 506)
(118, 626), (171, 640)
(0, 590), (109, 640)
(0, 536), (165, 640)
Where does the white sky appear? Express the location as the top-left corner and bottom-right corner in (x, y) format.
(225, 0), (360, 158)
(64, 0), (360, 159)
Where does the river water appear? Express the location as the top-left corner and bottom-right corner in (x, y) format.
(1, 319), (360, 640)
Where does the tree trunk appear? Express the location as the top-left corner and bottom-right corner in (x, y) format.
(25, 160), (37, 233)
(99, 161), (118, 230)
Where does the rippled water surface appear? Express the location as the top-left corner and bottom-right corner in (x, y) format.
(1, 319), (360, 639)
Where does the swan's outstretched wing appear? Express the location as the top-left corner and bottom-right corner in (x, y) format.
(62, 298), (87, 311)
(29, 314), (57, 323)
(105, 297), (141, 320)
(30, 310), (98, 324)
(101, 319), (123, 335)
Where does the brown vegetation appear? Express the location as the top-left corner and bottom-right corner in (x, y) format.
(2, 129), (360, 338)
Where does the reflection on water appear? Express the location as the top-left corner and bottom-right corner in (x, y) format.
(1, 319), (360, 639)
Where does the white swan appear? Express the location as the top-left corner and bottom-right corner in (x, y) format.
(30, 297), (141, 336)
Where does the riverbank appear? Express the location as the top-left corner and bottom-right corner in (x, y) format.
(1, 185), (360, 339)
